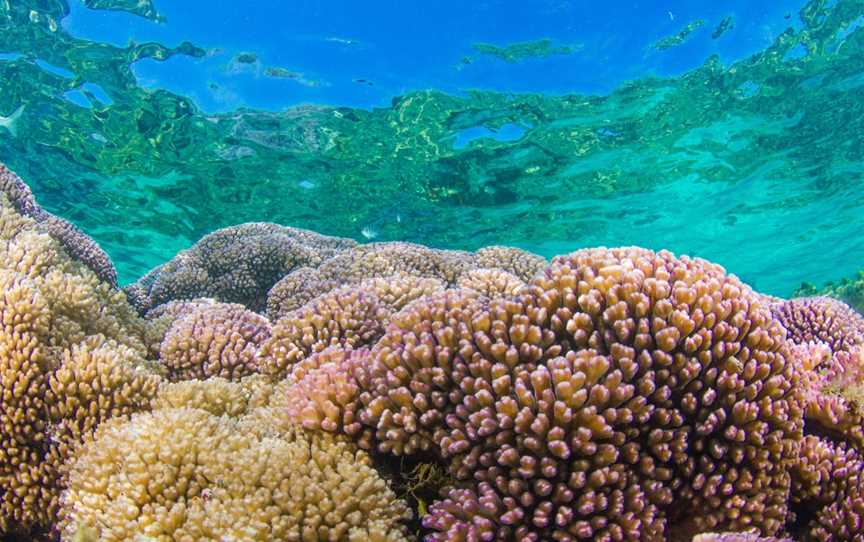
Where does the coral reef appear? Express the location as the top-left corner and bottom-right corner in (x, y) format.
(5, 164), (864, 541)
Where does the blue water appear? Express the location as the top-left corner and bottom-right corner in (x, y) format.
(64, 0), (804, 112)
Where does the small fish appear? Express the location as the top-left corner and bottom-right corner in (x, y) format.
(298, 179), (316, 189)
(360, 225), (378, 240)
(326, 37), (359, 46)
(353, 78), (374, 86)
(668, 11), (675, 21)
(0, 105), (23, 137)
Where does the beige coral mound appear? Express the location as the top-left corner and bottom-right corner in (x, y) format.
(60, 408), (413, 542)
(46, 337), (162, 450)
(154, 374), (275, 417)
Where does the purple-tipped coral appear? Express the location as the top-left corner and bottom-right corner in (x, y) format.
(0, 163), (117, 286)
(159, 302), (271, 381)
(349, 247), (801, 540)
(772, 296), (864, 354)
(791, 435), (864, 541)
(128, 222), (356, 313)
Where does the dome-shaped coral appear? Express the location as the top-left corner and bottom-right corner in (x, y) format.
(59, 407), (413, 541)
(456, 267), (526, 298)
(285, 347), (372, 440)
(351, 247), (801, 540)
(159, 302), (272, 381)
(129, 222), (356, 313)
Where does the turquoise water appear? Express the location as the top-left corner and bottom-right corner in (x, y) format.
(1, 0), (863, 293)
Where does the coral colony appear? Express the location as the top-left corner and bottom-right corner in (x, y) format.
(1, 161), (863, 541)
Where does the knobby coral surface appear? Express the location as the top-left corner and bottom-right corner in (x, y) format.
(126, 222), (357, 313)
(259, 285), (389, 379)
(289, 247), (808, 541)
(159, 302), (272, 381)
(771, 296), (864, 354)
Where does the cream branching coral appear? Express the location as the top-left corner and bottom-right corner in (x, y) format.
(153, 374), (275, 417)
(60, 407), (413, 542)
(0, 193), (161, 537)
(46, 336), (162, 451)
